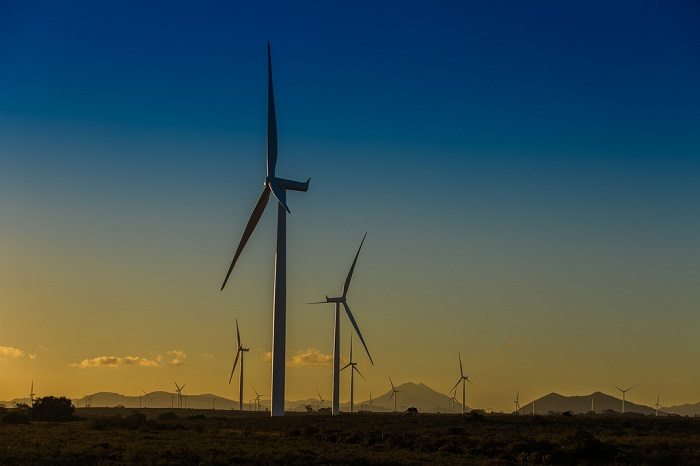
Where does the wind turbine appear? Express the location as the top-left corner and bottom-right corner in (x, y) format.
(174, 382), (186, 408)
(228, 319), (250, 411)
(309, 233), (373, 415)
(449, 353), (472, 414)
(142, 391), (158, 408)
(340, 333), (366, 413)
(316, 390), (325, 409)
(251, 386), (266, 412)
(513, 389), (520, 413)
(450, 394), (457, 413)
(388, 377), (399, 412)
(28, 381), (36, 408)
(220, 43), (310, 417)
(654, 394), (661, 417)
(368, 391), (374, 412)
(614, 385), (637, 414)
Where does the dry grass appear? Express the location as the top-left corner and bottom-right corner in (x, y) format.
(1, 409), (697, 465)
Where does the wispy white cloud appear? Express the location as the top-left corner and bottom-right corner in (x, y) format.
(71, 350), (187, 369)
(71, 356), (160, 368)
(290, 348), (334, 367)
(0, 346), (25, 358)
(167, 350), (186, 367)
(0, 345), (36, 360)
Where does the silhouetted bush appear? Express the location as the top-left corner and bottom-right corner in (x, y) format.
(157, 412), (178, 421)
(31, 396), (74, 421)
(406, 407), (418, 415)
(2, 411), (30, 424)
(446, 426), (465, 436)
(562, 430), (618, 461)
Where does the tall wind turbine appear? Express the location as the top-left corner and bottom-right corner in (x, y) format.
(449, 353), (472, 414)
(615, 385), (637, 413)
(220, 43), (310, 417)
(174, 382), (186, 408)
(513, 389), (520, 413)
(309, 233), (373, 415)
(340, 333), (366, 413)
(654, 394), (661, 417)
(388, 377), (399, 412)
(28, 381), (36, 408)
(228, 319), (250, 411)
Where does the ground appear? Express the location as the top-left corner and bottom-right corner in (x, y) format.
(1, 408), (697, 465)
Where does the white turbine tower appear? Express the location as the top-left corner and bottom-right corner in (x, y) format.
(388, 377), (399, 412)
(309, 234), (374, 415)
(513, 389), (520, 413)
(654, 394), (661, 417)
(449, 353), (472, 414)
(220, 43), (309, 417)
(228, 319), (250, 411)
(615, 385), (637, 414)
(340, 333), (366, 413)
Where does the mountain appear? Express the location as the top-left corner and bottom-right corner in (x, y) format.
(517, 392), (657, 415)
(354, 382), (466, 413)
(661, 402), (700, 417)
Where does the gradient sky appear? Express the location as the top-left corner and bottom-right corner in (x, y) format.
(1, 1), (699, 411)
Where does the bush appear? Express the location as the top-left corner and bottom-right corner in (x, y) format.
(157, 412), (178, 421)
(2, 411), (30, 424)
(31, 396), (75, 421)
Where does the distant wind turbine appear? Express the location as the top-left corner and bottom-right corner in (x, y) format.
(388, 377), (399, 412)
(309, 233), (374, 415)
(28, 381), (36, 408)
(614, 385), (637, 414)
(513, 389), (520, 413)
(316, 390), (325, 409)
(340, 333), (366, 413)
(449, 353), (472, 414)
(174, 382), (186, 408)
(654, 394), (661, 417)
(219, 42), (310, 417)
(228, 319), (250, 411)
(251, 386), (267, 412)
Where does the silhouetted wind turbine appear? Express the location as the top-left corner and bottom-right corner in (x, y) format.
(449, 353), (472, 414)
(316, 390), (325, 409)
(228, 319), (250, 411)
(388, 377), (399, 412)
(513, 389), (520, 413)
(220, 43), (309, 418)
(309, 233), (373, 415)
(615, 385), (637, 414)
(654, 394), (661, 417)
(251, 386), (266, 412)
(28, 381), (36, 408)
(174, 382), (186, 408)
(340, 333), (366, 413)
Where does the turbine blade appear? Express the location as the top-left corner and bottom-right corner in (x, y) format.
(307, 300), (328, 304)
(266, 42), (277, 178)
(349, 333), (353, 363)
(236, 319), (241, 347)
(342, 301), (373, 365)
(221, 186), (271, 290)
(354, 366), (366, 382)
(269, 180), (290, 213)
(228, 349), (241, 384)
(459, 353), (464, 378)
(181, 383), (187, 390)
(450, 378), (461, 394)
(174, 382), (180, 391)
(389, 376), (395, 390)
(389, 391), (395, 401)
(467, 378), (474, 385)
(340, 363), (351, 371)
(343, 233), (366, 297)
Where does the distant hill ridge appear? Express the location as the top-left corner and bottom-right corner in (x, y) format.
(4, 384), (699, 415)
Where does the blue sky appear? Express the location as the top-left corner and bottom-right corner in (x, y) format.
(0, 1), (698, 408)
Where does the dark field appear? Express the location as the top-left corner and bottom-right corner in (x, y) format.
(1, 408), (698, 465)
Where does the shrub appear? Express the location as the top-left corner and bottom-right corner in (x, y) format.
(2, 411), (30, 424)
(157, 412), (178, 421)
(31, 396), (75, 421)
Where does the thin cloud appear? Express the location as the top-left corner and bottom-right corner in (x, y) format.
(0, 346), (25, 359)
(290, 348), (334, 367)
(72, 356), (160, 368)
(167, 350), (187, 367)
